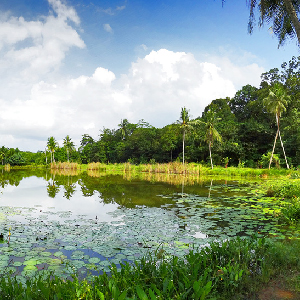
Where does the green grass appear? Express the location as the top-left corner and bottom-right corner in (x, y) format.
(0, 237), (300, 299)
(5, 162), (299, 179)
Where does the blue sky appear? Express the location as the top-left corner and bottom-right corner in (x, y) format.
(0, 0), (298, 151)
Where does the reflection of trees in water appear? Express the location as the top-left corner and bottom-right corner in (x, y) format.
(63, 183), (76, 199)
(208, 179), (213, 198)
(47, 174), (60, 198)
(50, 169), (80, 177)
(0, 169), (235, 208)
(0, 169), (49, 189)
(47, 173), (78, 199)
(47, 182), (60, 198)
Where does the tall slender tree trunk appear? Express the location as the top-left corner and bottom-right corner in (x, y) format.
(209, 141), (213, 169)
(269, 129), (279, 169)
(283, 0), (300, 45)
(67, 149), (70, 162)
(278, 130), (290, 169)
(182, 130), (185, 165)
(275, 114), (289, 169)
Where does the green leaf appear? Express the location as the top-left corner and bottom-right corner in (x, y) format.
(148, 289), (157, 300)
(136, 286), (149, 300)
(118, 290), (127, 300)
(96, 289), (104, 300)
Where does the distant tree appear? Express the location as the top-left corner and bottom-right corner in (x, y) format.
(263, 82), (290, 168)
(178, 107), (193, 164)
(79, 134), (94, 164)
(63, 135), (75, 162)
(161, 124), (180, 161)
(47, 137), (58, 163)
(201, 109), (222, 169)
(0, 147), (6, 165)
(118, 119), (130, 140)
(7, 152), (26, 166)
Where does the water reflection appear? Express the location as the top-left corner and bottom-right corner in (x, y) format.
(0, 169), (251, 209)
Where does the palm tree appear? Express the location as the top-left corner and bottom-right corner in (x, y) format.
(0, 147), (6, 165)
(47, 136), (58, 163)
(248, 0), (300, 46)
(263, 82), (290, 169)
(178, 107), (193, 165)
(63, 135), (75, 162)
(222, 0), (300, 46)
(201, 109), (222, 169)
(118, 119), (130, 140)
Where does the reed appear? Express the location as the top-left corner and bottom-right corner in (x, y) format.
(50, 162), (79, 170)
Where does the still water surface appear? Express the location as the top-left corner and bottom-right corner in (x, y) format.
(0, 170), (287, 280)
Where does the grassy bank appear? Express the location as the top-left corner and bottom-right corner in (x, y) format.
(0, 237), (299, 299)
(83, 162), (297, 178)
(3, 162), (298, 178)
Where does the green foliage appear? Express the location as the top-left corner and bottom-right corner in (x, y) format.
(281, 197), (300, 224)
(260, 152), (281, 168)
(7, 153), (26, 166)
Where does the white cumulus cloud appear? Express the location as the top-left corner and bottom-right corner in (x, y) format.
(0, 48), (264, 151)
(0, 0), (85, 82)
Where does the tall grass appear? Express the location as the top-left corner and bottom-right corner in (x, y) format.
(100, 163), (295, 177)
(50, 162), (78, 170)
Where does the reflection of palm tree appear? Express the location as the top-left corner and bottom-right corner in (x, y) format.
(63, 135), (75, 162)
(47, 182), (60, 198)
(264, 82), (290, 169)
(208, 179), (213, 198)
(64, 184), (76, 199)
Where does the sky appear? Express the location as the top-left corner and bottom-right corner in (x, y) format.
(0, 0), (299, 152)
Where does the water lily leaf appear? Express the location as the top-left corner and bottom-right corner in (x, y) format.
(88, 257), (100, 264)
(23, 259), (42, 266)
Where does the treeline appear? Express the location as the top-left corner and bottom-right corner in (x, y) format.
(2, 56), (300, 168)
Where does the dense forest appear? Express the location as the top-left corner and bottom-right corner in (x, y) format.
(2, 56), (300, 168)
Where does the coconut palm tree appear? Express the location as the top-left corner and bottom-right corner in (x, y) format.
(201, 109), (222, 169)
(178, 107), (193, 165)
(222, 0), (300, 46)
(248, 0), (300, 46)
(63, 135), (75, 162)
(263, 82), (290, 169)
(118, 119), (130, 140)
(47, 136), (58, 163)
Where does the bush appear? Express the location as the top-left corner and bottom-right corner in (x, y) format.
(260, 152), (280, 169)
(281, 197), (300, 224)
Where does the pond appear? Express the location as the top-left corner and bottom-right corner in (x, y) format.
(0, 169), (296, 281)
